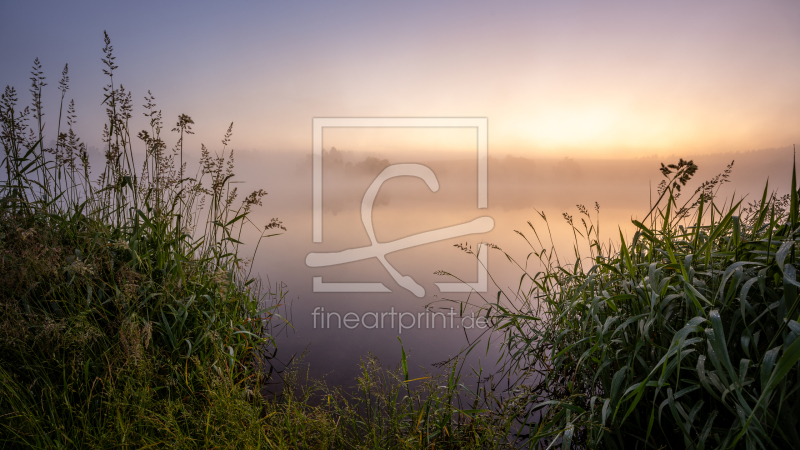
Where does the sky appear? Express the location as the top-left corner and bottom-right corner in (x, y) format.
(1, 0), (799, 158)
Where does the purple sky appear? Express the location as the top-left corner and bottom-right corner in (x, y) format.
(2, 0), (799, 157)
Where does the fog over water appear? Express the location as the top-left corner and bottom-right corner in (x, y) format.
(194, 145), (794, 387)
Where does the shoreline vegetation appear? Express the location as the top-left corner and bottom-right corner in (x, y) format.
(1, 33), (798, 449)
(466, 157), (800, 448)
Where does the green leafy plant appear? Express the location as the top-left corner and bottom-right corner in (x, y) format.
(474, 157), (800, 448)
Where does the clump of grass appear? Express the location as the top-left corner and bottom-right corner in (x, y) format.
(0, 31), (285, 448)
(476, 157), (800, 448)
(261, 341), (513, 449)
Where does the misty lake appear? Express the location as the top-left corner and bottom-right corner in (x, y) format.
(226, 146), (791, 388)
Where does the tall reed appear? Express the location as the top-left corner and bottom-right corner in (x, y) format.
(474, 157), (800, 448)
(0, 31), (286, 448)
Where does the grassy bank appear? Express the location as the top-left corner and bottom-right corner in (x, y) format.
(0, 32), (285, 448)
(478, 158), (800, 448)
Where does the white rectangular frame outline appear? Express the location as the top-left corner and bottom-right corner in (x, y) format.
(312, 117), (488, 243)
